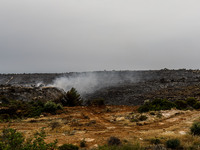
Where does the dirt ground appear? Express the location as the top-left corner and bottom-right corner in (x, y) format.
(0, 106), (199, 149)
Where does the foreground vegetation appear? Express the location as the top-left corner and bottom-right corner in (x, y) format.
(1, 122), (200, 150)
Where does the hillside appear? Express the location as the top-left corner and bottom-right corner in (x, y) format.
(1, 69), (200, 105)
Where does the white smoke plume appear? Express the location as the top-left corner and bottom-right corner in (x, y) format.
(48, 71), (139, 95)
(49, 73), (98, 95)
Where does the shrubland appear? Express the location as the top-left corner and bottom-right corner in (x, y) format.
(138, 97), (200, 113)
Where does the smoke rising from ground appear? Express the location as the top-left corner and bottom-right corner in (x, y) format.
(49, 71), (139, 95)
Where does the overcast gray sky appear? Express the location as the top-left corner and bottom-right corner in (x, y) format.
(1, 0), (200, 73)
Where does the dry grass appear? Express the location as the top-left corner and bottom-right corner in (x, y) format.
(0, 106), (200, 149)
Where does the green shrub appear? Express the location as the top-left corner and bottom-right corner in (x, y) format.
(186, 97), (197, 107)
(138, 99), (176, 113)
(58, 144), (79, 150)
(56, 103), (63, 110)
(193, 102), (200, 109)
(44, 101), (62, 114)
(107, 137), (121, 146)
(190, 122), (200, 136)
(63, 88), (82, 106)
(0, 127), (58, 150)
(0, 128), (24, 150)
(44, 101), (58, 113)
(166, 139), (180, 149)
(138, 104), (150, 113)
(175, 100), (188, 110)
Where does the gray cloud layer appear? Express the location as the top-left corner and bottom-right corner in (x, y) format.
(1, 0), (200, 73)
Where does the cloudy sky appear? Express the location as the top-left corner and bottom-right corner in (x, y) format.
(1, 0), (200, 73)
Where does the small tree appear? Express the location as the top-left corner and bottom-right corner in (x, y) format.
(64, 88), (82, 106)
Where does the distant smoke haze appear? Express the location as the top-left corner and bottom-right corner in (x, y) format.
(48, 72), (139, 95)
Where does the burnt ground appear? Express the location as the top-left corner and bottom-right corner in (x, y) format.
(1, 69), (200, 105)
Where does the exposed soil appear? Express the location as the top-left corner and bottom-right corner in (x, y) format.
(0, 106), (199, 149)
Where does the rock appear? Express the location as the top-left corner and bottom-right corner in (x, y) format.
(116, 117), (125, 121)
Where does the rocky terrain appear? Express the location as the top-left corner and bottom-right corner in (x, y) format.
(1, 69), (200, 105)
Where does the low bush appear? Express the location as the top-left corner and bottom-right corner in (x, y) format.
(44, 101), (62, 114)
(58, 144), (79, 150)
(193, 102), (200, 109)
(49, 121), (61, 130)
(107, 137), (121, 146)
(87, 98), (105, 106)
(138, 99), (176, 113)
(98, 143), (143, 150)
(190, 122), (200, 136)
(166, 139), (180, 149)
(186, 97), (197, 107)
(80, 139), (86, 148)
(150, 138), (161, 145)
(175, 100), (188, 110)
(138, 115), (148, 121)
(0, 99), (63, 120)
